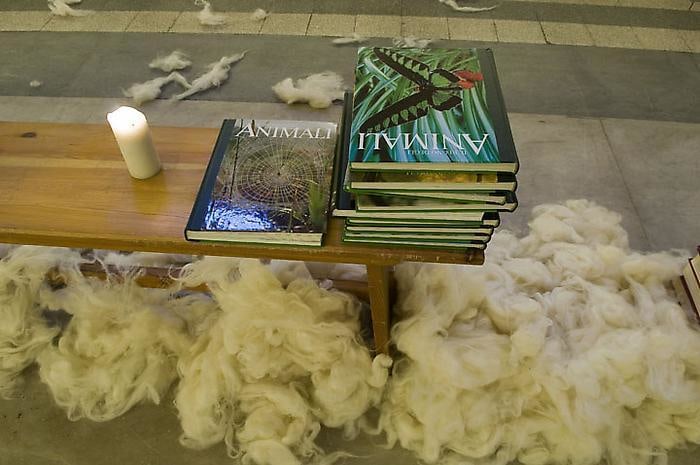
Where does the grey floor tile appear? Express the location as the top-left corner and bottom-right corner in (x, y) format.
(272, 0), (313, 13)
(353, 0), (402, 16)
(502, 113), (650, 250)
(491, 2), (540, 21)
(484, 42), (700, 123)
(0, 0), (52, 11)
(0, 97), (342, 127)
(536, 3), (589, 23)
(312, 0), (361, 14)
(0, 32), (94, 97)
(224, 0), (274, 12)
(101, 0), (193, 10)
(601, 118), (700, 253)
(581, 4), (635, 27)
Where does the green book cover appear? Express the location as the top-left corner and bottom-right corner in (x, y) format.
(349, 47), (518, 174)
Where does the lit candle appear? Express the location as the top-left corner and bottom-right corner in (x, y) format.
(106, 106), (162, 179)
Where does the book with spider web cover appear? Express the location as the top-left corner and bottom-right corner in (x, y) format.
(185, 119), (338, 246)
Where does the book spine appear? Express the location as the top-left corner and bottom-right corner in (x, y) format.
(185, 120), (237, 236)
(335, 92), (354, 212)
(676, 275), (700, 324)
(479, 48), (519, 173)
(683, 260), (700, 306)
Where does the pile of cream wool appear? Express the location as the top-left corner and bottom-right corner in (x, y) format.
(376, 199), (700, 465)
(0, 248), (390, 465)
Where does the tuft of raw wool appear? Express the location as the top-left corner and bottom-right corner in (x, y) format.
(438, 0), (498, 12)
(36, 265), (216, 422)
(392, 36), (433, 48)
(175, 258), (391, 465)
(373, 199), (700, 465)
(0, 246), (83, 398)
(29, 80), (42, 88)
(48, 0), (92, 16)
(172, 52), (247, 101)
(194, 0), (227, 26)
(123, 72), (191, 105)
(332, 33), (369, 45)
(251, 8), (269, 21)
(149, 51), (192, 73)
(272, 72), (345, 109)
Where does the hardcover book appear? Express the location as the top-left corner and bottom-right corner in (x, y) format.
(347, 171), (517, 192)
(346, 225), (493, 235)
(366, 190), (506, 204)
(185, 119), (338, 246)
(344, 231), (491, 243)
(342, 236), (487, 250)
(345, 212), (501, 228)
(683, 257), (700, 306)
(334, 210), (485, 222)
(355, 191), (517, 212)
(349, 47), (518, 174)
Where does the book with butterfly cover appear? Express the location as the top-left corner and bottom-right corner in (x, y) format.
(185, 119), (338, 246)
(349, 47), (518, 178)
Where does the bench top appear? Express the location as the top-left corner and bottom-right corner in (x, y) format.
(0, 122), (484, 266)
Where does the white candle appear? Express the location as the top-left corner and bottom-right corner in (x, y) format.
(107, 106), (162, 179)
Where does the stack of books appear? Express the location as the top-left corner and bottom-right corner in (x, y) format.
(673, 247), (700, 324)
(333, 47), (519, 251)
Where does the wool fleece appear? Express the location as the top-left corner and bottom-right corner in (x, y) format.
(0, 246), (83, 398)
(374, 199), (700, 465)
(175, 257), (391, 465)
(36, 266), (216, 422)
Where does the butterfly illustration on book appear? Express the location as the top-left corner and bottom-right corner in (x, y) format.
(359, 47), (483, 133)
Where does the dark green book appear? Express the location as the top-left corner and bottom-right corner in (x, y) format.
(362, 190), (506, 204)
(348, 170), (517, 192)
(349, 47), (518, 175)
(355, 191), (517, 212)
(185, 119), (338, 246)
(345, 211), (500, 228)
(346, 225), (493, 235)
(332, 91), (355, 213)
(334, 210), (485, 222)
(345, 231), (491, 243)
(343, 234), (487, 250)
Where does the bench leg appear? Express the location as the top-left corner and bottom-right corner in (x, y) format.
(366, 264), (394, 355)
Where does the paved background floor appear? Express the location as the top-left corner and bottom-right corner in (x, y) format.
(0, 1), (699, 464)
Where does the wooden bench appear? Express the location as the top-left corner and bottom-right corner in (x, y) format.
(0, 122), (484, 354)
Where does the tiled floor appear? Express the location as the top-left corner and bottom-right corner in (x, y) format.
(0, 1), (699, 464)
(0, 8), (697, 52)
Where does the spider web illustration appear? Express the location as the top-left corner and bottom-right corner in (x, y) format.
(204, 131), (333, 232)
(233, 136), (327, 209)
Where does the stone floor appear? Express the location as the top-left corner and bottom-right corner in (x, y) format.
(0, 0), (699, 464)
